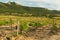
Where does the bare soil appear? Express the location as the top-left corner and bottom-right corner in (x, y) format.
(0, 24), (60, 40)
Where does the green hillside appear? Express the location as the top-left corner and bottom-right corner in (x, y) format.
(0, 2), (60, 17)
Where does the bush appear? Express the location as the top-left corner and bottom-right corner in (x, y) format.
(29, 22), (42, 27)
(34, 22), (42, 27)
(0, 20), (14, 26)
(0, 20), (9, 25)
(20, 22), (28, 32)
(29, 22), (35, 26)
(51, 23), (58, 30)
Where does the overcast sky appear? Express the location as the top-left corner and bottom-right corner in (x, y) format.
(0, 0), (60, 10)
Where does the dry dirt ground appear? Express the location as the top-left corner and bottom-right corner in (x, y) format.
(11, 28), (60, 40)
(0, 24), (60, 40)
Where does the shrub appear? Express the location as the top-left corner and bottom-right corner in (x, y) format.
(0, 20), (14, 26)
(29, 22), (35, 26)
(51, 23), (58, 30)
(34, 22), (42, 27)
(29, 22), (42, 27)
(0, 20), (8, 25)
(20, 22), (28, 32)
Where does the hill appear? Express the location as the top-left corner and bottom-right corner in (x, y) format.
(0, 2), (60, 17)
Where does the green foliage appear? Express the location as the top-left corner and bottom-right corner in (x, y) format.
(20, 22), (28, 31)
(29, 22), (35, 26)
(0, 19), (14, 26)
(52, 23), (58, 30)
(9, 19), (14, 24)
(0, 20), (10, 25)
(34, 22), (42, 27)
(29, 22), (42, 27)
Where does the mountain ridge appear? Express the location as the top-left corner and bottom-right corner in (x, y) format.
(0, 2), (60, 17)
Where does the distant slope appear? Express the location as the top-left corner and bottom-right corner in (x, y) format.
(0, 2), (60, 17)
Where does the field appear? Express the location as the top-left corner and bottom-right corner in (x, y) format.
(0, 15), (60, 40)
(0, 15), (59, 25)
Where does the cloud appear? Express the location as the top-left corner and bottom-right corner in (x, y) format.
(15, 0), (60, 10)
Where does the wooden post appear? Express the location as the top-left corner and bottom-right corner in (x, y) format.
(52, 19), (54, 27)
(17, 20), (20, 36)
(9, 17), (12, 40)
(10, 18), (12, 31)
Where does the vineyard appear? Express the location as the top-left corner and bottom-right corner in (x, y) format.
(0, 15), (60, 40)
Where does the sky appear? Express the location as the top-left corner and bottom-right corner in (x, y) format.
(0, 0), (60, 10)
